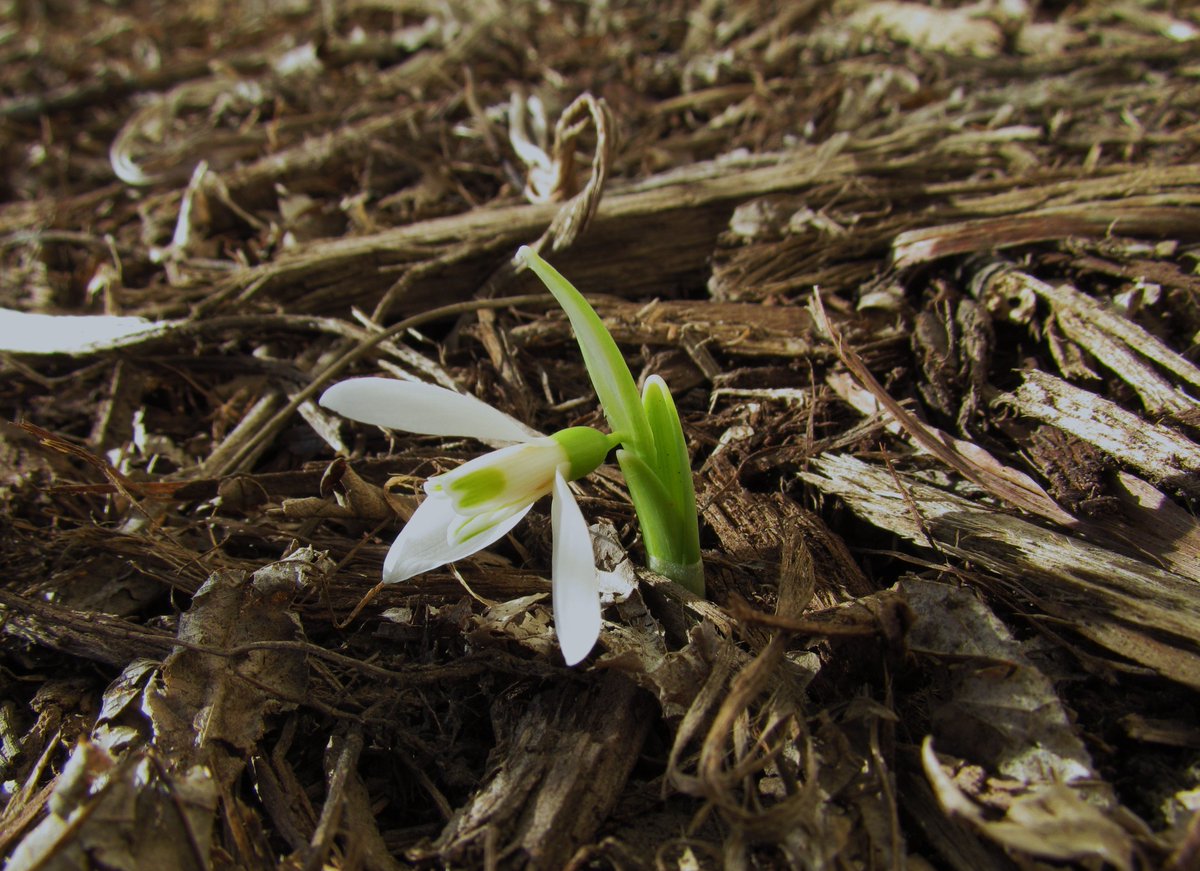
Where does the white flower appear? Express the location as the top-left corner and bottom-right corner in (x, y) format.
(319, 377), (616, 665)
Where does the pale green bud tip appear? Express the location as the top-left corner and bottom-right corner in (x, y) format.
(550, 426), (618, 481)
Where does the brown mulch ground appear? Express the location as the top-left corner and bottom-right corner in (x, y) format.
(3, 2), (1200, 869)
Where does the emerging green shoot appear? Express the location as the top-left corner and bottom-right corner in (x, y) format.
(520, 247), (704, 595)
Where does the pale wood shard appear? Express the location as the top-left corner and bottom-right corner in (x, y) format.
(1104, 472), (1200, 585)
(812, 294), (1077, 527)
(1053, 306), (1194, 416)
(974, 262), (1200, 413)
(950, 165), (1200, 216)
(892, 205), (1200, 269)
(801, 453), (1200, 690)
(1002, 370), (1200, 493)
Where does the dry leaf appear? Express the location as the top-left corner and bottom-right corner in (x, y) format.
(142, 548), (325, 786)
(923, 738), (1134, 870)
(903, 578), (1100, 786)
(7, 741), (217, 871)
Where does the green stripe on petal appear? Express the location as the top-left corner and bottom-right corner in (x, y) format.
(446, 466), (506, 510)
(382, 493), (531, 582)
(450, 503), (531, 546)
(431, 438), (565, 515)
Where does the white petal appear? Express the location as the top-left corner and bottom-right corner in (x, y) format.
(320, 378), (539, 443)
(550, 472), (601, 665)
(383, 491), (531, 582)
(0, 309), (164, 354)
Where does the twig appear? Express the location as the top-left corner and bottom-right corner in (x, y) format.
(302, 726), (363, 871)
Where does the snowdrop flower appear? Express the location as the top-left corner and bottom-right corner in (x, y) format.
(320, 377), (619, 665)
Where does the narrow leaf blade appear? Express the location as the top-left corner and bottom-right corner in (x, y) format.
(519, 247), (651, 453)
(642, 375), (701, 568)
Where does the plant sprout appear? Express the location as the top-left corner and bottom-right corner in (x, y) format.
(519, 246), (703, 595)
(319, 248), (703, 665)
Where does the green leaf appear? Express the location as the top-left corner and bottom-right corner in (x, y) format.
(622, 450), (704, 594)
(522, 248), (704, 596)
(616, 449), (680, 563)
(641, 375), (701, 568)
(520, 247), (652, 455)
(617, 449), (704, 594)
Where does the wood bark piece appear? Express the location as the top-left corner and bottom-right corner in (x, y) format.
(697, 451), (874, 608)
(1002, 369), (1200, 494)
(893, 205), (1200, 269)
(949, 165), (1200, 217)
(974, 261), (1200, 414)
(1104, 471), (1200, 585)
(427, 670), (655, 870)
(0, 588), (175, 666)
(211, 146), (858, 315)
(801, 453), (1200, 690)
(811, 294), (1076, 527)
(511, 298), (819, 359)
(1054, 307), (1194, 416)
